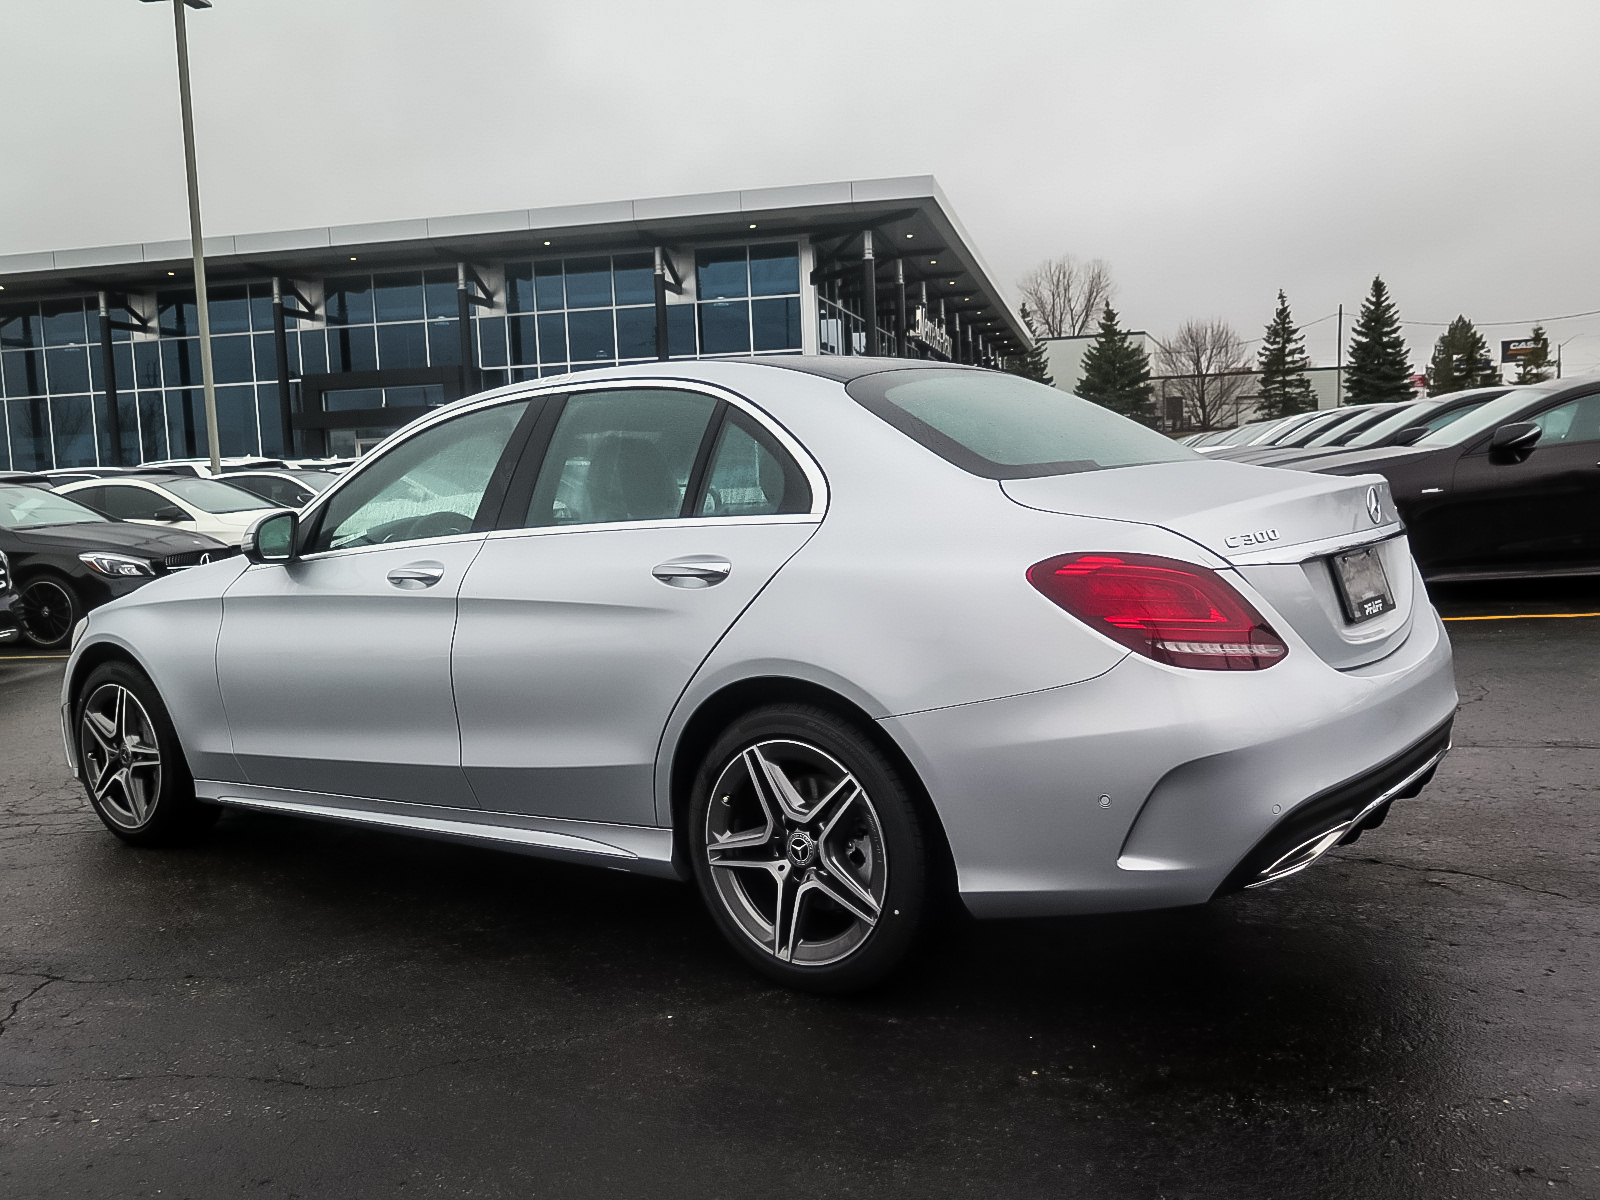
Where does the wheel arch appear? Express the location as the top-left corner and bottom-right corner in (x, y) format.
(665, 675), (957, 896)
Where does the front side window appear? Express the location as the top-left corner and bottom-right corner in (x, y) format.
(99, 485), (173, 521)
(1529, 394), (1600, 445)
(308, 401), (528, 553)
(847, 369), (1195, 479)
(524, 390), (718, 527)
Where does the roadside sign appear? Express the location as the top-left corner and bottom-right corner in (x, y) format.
(1502, 338), (1543, 362)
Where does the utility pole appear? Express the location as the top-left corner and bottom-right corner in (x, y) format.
(1335, 303), (1343, 407)
(143, 0), (222, 474)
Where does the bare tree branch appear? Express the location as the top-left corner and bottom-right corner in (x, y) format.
(1153, 319), (1252, 428)
(1017, 254), (1116, 337)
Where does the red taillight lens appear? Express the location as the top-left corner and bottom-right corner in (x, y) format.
(1027, 552), (1288, 670)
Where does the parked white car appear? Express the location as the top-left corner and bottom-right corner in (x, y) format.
(57, 475), (278, 547)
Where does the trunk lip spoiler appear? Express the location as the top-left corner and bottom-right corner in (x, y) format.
(1222, 523), (1405, 568)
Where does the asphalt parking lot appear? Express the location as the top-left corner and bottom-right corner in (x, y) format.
(1, 581), (1596, 1200)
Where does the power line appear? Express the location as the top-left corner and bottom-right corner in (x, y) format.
(1396, 307), (1600, 328)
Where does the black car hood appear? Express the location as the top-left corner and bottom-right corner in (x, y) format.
(1289, 444), (1441, 476)
(8, 521), (228, 555)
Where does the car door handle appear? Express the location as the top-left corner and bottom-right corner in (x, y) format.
(652, 556), (732, 588)
(387, 562), (446, 589)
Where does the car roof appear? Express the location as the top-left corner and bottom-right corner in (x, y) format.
(701, 355), (989, 385)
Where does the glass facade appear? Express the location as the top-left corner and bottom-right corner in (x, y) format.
(0, 242), (804, 470)
(0, 242), (806, 470)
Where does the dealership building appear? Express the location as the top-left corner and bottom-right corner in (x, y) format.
(0, 176), (1028, 469)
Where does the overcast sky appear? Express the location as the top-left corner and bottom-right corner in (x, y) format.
(6, 0), (1598, 373)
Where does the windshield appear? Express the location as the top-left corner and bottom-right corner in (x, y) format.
(1304, 404), (1404, 447)
(1211, 420), (1276, 447)
(159, 477), (271, 514)
(1417, 385), (1558, 448)
(1346, 397), (1487, 447)
(292, 470), (339, 492)
(846, 369), (1196, 478)
(0, 485), (110, 529)
(1247, 411), (1319, 444)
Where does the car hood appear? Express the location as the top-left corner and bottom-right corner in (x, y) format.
(8, 521), (229, 556)
(1000, 458), (1400, 564)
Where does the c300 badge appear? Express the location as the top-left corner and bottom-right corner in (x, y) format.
(1224, 528), (1280, 549)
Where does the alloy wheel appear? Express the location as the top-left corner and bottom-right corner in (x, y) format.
(80, 683), (164, 829)
(19, 578), (75, 648)
(703, 739), (887, 966)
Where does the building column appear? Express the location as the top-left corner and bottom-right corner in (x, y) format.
(96, 292), (124, 466)
(894, 259), (907, 358)
(862, 230), (878, 357)
(654, 247), (670, 361)
(951, 310), (962, 364)
(271, 278), (294, 458)
(457, 263), (476, 394)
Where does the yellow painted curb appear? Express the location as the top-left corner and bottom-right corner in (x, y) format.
(1442, 612), (1600, 622)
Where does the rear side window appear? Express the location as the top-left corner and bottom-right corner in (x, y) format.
(695, 414), (811, 517)
(846, 369), (1195, 479)
(524, 389), (718, 527)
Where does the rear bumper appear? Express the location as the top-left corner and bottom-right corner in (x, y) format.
(882, 604), (1457, 918)
(1214, 717), (1451, 894)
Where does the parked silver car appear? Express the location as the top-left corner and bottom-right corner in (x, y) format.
(61, 359), (1457, 991)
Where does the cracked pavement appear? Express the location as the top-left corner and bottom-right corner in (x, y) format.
(0, 580), (1596, 1199)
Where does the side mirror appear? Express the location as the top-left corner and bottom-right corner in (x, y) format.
(1388, 425), (1429, 447)
(1488, 421), (1541, 462)
(152, 505), (190, 522)
(242, 510), (299, 564)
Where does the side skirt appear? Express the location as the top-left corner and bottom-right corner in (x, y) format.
(194, 780), (683, 880)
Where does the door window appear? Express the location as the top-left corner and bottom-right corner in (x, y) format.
(98, 485), (173, 521)
(524, 389), (718, 527)
(693, 414), (812, 516)
(1529, 394), (1600, 445)
(67, 485), (107, 513)
(306, 401), (528, 553)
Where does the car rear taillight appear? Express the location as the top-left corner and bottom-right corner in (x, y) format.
(1027, 552), (1288, 670)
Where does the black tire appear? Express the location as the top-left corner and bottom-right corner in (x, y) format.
(687, 704), (929, 993)
(74, 660), (218, 846)
(19, 573), (81, 649)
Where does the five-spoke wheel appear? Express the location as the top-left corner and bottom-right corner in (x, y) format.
(690, 706), (927, 991)
(74, 661), (216, 844)
(80, 681), (165, 830)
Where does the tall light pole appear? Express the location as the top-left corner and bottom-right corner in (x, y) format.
(141, 0), (220, 474)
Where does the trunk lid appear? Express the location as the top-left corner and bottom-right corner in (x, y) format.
(1002, 460), (1417, 669)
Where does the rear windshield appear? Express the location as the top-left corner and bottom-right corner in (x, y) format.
(845, 369), (1195, 479)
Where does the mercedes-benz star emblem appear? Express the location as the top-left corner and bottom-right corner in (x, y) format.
(199, 552), (212, 564)
(786, 831), (817, 868)
(1365, 486), (1383, 525)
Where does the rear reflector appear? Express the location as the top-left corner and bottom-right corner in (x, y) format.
(1027, 552), (1288, 671)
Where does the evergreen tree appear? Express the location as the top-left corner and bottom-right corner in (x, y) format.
(1255, 290), (1317, 419)
(1513, 324), (1555, 385)
(1344, 276), (1413, 405)
(1004, 303), (1054, 385)
(1426, 315), (1499, 395)
(1075, 304), (1157, 425)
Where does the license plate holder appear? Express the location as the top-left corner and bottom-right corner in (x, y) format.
(1331, 546), (1395, 624)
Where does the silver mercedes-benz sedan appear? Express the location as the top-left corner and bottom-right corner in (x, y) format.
(60, 358), (1456, 991)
